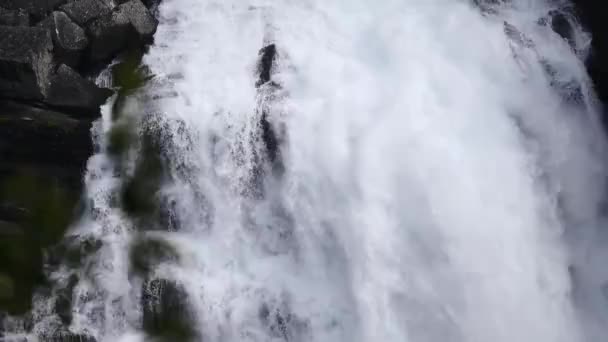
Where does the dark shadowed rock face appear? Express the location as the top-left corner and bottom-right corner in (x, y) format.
(142, 279), (196, 341)
(0, 0), (159, 328)
(0, 100), (94, 169)
(36, 11), (89, 68)
(0, 0), (67, 18)
(0, 26), (53, 101)
(46, 64), (113, 113)
(570, 0), (608, 108)
(86, 10), (132, 62)
(0, 6), (29, 26)
(119, 0), (158, 40)
(59, 0), (111, 26)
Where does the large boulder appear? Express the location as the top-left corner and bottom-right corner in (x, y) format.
(45, 64), (113, 113)
(59, 0), (111, 26)
(86, 10), (131, 62)
(0, 26), (53, 101)
(0, 100), (94, 169)
(118, 0), (157, 40)
(0, 7), (29, 26)
(142, 279), (196, 340)
(37, 11), (88, 68)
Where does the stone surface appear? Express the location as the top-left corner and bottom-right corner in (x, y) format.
(0, 100), (94, 168)
(142, 279), (196, 340)
(0, 0), (67, 17)
(59, 0), (111, 26)
(0, 6), (29, 26)
(86, 10), (131, 62)
(0, 26), (53, 101)
(571, 0), (608, 108)
(118, 0), (157, 39)
(45, 64), (112, 113)
(37, 11), (88, 68)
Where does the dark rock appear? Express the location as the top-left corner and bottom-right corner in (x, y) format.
(86, 10), (131, 62)
(37, 12), (88, 68)
(0, 0), (67, 18)
(54, 273), (79, 326)
(0, 26), (53, 101)
(550, 11), (574, 45)
(59, 0), (111, 26)
(256, 43), (276, 87)
(0, 100), (94, 168)
(47, 235), (102, 268)
(0, 7), (29, 26)
(0, 204), (29, 223)
(129, 236), (178, 276)
(45, 64), (112, 113)
(118, 0), (157, 40)
(571, 0), (608, 107)
(142, 279), (196, 340)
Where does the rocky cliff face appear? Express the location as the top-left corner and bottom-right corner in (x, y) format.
(570, 1), (608, 110)
(0, 0), (158, 329)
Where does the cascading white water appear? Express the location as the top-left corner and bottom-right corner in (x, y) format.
(7, 0), (608, 341)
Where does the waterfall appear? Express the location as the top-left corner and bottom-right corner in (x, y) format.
(5, 0), (608, 341)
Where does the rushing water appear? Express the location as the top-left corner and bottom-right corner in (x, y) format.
(5, 0), (608, 341)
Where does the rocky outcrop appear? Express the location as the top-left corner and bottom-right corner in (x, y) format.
(570, 0), (608, 109)
(0, 26), (53, 100)
(0, 0), (160, 321)
(0, 0), (68, 19)
(1, 0), (158, 106)
(59, 0), (111, 26)
(36, 11), (89, 68)
(86, 9), (132, 62)
(46, 64), (113, 113)
(119, 0), (157, 40)
(0, 100), (94, 170)
(142, 279), (196, 340)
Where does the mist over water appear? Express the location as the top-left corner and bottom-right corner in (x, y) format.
(6, 0), (608, 341)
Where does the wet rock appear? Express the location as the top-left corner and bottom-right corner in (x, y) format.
(86, 10), (131, 62)
(47, 235), (102, 269)
(0, 26), (53, 101)
(0, 7), (30, 26)
(54, 274), (79, 326)
(550, 11), (574, 45)
(571, 0), (608, 106)
(0, 0), (67, 18)
(59, 0), (111, 26)
(45, 64), (113, 113)
(37, 11), (88, 68)
(118, 0), (158, 40)
(0, 100), (94, 168)
(129, 236), (178, 276)
(142, 279), (196, 341)
(256, 43), (277, 87)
